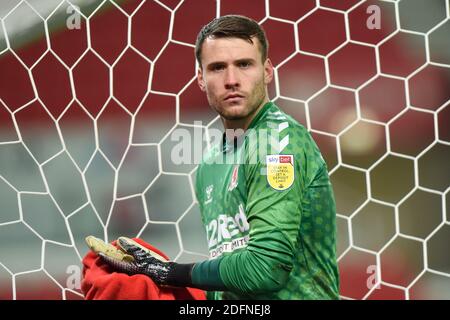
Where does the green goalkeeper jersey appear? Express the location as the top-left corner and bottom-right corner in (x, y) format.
(193, 101), (340, 299)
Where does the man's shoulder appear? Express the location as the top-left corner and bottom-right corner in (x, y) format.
(247, 103), (311, 154)
(198, 143), (222, 167)
(252, 102), (308, 136)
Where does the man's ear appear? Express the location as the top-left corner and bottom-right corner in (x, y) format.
(197, 67), (206, 92)
(264, 58), (274, 85)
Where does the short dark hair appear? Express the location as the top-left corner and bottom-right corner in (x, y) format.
(195, 15), (269, 65)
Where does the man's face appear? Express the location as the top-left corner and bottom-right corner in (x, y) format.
(197, 37), (273, 125)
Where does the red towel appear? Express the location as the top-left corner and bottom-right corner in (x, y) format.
(81, 238), (206, 300)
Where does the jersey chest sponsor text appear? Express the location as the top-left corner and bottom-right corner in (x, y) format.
(206, 204), (250, 258)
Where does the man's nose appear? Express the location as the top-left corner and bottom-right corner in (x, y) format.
(224, 67), (240, 89)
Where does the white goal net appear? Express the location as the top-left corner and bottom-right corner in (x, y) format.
(0, 0), (449, 300)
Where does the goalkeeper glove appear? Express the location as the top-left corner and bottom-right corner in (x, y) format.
(96, 236), (194, 288)
(85, 235), (134, 262)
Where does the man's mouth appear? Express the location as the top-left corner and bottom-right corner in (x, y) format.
(224, 94), (244, 102)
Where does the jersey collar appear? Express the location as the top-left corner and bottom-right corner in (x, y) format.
(247, 101), (274, 130)
(221, 101), (275, 153)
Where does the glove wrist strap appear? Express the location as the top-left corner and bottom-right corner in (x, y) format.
(166, 262), (195, 287)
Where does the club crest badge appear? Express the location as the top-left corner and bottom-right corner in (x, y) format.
(266, 155), (294, 191)
(228, 165), (239, 191)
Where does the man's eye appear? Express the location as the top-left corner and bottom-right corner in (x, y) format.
(238, 61), (251, 68)
(212, 65), (225, 71)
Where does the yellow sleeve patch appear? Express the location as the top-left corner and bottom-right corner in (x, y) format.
(266, 155), (295, 191)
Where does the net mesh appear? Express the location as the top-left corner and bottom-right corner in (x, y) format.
(0, 0), (449, 300)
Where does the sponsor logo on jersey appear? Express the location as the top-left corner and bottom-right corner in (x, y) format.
(209, 235), (250, 258)
(266, 154), (294, 191)
(205, 185), (213, 204)
(206, 204), (250, 258)
(228, 164), (239, 191)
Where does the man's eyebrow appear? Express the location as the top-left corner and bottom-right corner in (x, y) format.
(206, 58), (256, 68)
(206, 61), (226, 69)
(234, 58), (256, 64)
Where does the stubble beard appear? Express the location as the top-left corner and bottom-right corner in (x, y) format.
(209, 77), (267, 122)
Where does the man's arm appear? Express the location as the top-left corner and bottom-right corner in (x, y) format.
(96, 236), (227, 291)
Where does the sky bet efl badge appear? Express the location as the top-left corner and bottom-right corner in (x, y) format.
(266, 155), (294, 191)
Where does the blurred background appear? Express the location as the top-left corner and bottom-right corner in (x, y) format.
(0, 0), (449, 300)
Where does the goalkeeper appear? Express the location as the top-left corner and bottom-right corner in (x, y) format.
(99, 15), (340, 299)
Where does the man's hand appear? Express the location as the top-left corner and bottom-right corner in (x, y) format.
(96, 237), (194, 287)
